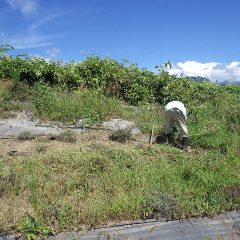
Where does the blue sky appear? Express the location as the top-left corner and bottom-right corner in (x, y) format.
(1, 0), (240, 82)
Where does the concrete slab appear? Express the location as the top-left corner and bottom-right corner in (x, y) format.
(1, 211), (239, 240)
(0, 118), (83, 138)
(76, 212), (240, 239)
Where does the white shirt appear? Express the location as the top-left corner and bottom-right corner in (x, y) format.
(164, 101), (187, 117)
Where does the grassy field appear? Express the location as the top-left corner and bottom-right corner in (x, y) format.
(1, 139), (239, 232)
(0, 50), (239, 236)
(0, 79), (240, 235)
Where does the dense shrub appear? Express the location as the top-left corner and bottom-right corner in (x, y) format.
(1, 44), (235, 107)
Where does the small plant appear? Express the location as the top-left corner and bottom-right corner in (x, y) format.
(18, 131), (35, 141)
(35, 144), (47, 153)
(57, 129), (77, 143)
(144, 191), (181, 220)
(34, 81), (54, 115)
(17, 216), (53, 240)
(109, 128), (132, 143)
(223, 185), (240, 204)
(0, 88), (12, 111)
(47, 134), (58, 140)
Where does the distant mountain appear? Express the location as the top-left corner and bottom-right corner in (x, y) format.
(186, 76), (210, 82)
(219, 80), (240, 86)
(186, 76), (240, 85)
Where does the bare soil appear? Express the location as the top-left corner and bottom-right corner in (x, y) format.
(0, 129), (149, 158)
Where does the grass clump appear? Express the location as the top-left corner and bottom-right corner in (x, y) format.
(223, 185), (240, 204)
(143, 191), (181, 220)
(17, 216), (53, 240)
(109, 128), (132, 143)
(17, 131), (35, 141)
(35, 144), (47, 153)
(57, 129), (77, 143)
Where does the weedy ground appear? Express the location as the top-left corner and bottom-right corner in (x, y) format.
(0, 78), (239, 235)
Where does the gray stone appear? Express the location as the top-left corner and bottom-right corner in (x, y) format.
(0, 118), (84, 138)
(102, 119), (136, 131)
(0, 118), (60, 137)
(130, 127), (141, 135)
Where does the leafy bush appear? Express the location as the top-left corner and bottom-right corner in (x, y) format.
(1, 44), (229, 107)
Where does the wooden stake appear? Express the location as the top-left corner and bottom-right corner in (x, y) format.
(149, 124), (154, 148)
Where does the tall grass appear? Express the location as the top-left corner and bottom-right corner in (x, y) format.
(0, 143), (239, 233)
(189, 93), (240, 152)
(0, 53), (239, 234)
(34, 82), (123, 123)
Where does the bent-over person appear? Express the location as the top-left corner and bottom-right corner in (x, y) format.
(163, 100), (188, 150)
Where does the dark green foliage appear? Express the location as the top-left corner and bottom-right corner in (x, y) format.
(1, 44), (234, 107)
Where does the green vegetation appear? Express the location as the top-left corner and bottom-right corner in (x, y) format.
(109, 128), (132, 143)
(1, 144), (239, 233)
(0, 44), (239, 234)
(57, 130), (77, 143)
(18, 131), (35, 141)
(2, 44), (238, 108)
(17, 216), (53, 240)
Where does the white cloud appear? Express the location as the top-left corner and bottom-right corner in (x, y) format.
(29, 13), (64, 31)
(167, 61), (240, 83)
(0, 8), (65, 50)
(12, 35), (52, 49)
(6, 0), (39, 16)
(2, 1), (67, 50)
(46, 48), (61, 59)
(0, 31), (59, 49)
